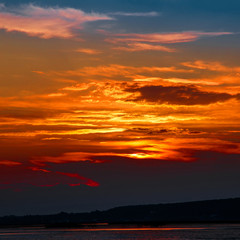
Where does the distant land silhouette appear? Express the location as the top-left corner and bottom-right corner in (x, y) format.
(1, 198), (240, 228)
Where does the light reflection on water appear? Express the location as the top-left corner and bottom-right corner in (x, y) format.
(0, 224), (240, 240)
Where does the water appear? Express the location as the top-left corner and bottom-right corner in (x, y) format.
(0, 224), (240, 240)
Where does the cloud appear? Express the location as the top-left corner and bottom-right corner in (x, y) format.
(163, 77), (219, 86)
(235, 93), (240, 100)
(0, 160), (22, 166)
(182, 60), (240, 72)
(0, 4), (111, 39)
(0, 107), (70, 119)
(125, 84), (234, 105)
(56, 64), (191, 81)
(87, 136), (240, 163)
(110, 11), (159, 17)
(107, 31), (233, 44)
(0, 166), (99, 191)
(56, 171), (99, 187)
(114, 42), (176, 52)
(75, 48), (102, 54)
(61, 83), (93, 91)
(31, 152), (101, 165)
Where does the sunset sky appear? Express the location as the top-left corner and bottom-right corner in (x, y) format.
(0, 0), (240, 216)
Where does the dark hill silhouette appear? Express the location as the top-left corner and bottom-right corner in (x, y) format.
(1, 198), (240, 227)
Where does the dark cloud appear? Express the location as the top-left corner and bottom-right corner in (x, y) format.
(130, 127), (192, 135)
(0, 107), (71, 119)
(126, 85), (233, 105)
(235, 93), (240, 100)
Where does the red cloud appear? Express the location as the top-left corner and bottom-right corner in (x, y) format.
(0, 165), (99, 191)
(56, 172), (100, 187)
(0, 160), (22, 166)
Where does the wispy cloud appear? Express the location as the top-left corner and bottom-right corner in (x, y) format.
(56, 64), (191, 79)
(75, 48), (102, 54)
(0, 160), (22, 166)
(110, 11), (159, 17)
(107, 31), (233, 44)
(0, 165), (99, 191)
(0, 4), (112, 39)
(182, 60), (240, 72)
(114, 42), (176, 52)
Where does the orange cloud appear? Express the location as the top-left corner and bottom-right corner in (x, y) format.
(182, 60), (240, 72)
(61, 83), (93, 91)
(76, 48), (102, 54)
(114, 42), (176, 52)
(0, 4), (111, 39)
(163, 78), (219, 86)
(55, 64), (192, 81)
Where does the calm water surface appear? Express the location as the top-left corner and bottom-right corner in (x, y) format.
(0, 224), (240, 240)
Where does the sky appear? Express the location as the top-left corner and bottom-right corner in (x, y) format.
(0, 0), (240, 216)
